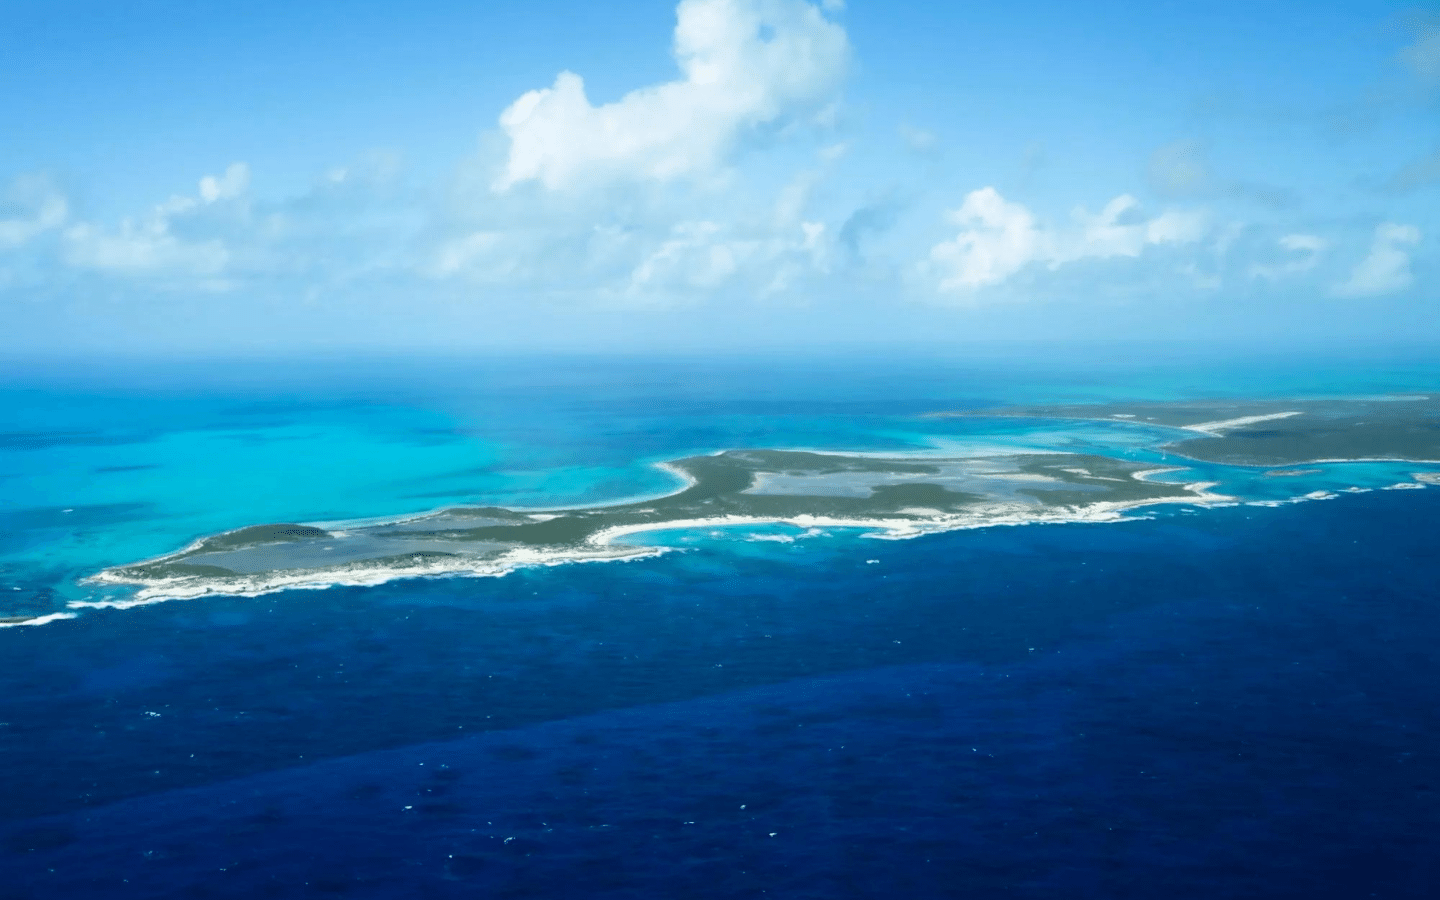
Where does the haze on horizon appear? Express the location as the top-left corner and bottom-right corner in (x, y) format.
(1, 0), (1436, 356)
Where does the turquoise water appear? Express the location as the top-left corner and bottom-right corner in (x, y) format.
(4, 349), (1439, 617)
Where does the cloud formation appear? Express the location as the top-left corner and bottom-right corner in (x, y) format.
(199, 163), (251, 204)
(1333, 223), (1421, 298)
(623, 218), (828, 301)
(3, 1), (1431, 342)
(1249, 234), (1327, 280)
(62, 163), (250, 280)
(0, 175), (68, 249)
(928, 187), (1207, 292)
(493, 0), (848, 191)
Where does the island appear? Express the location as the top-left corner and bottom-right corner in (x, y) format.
(85, 448), (1220, 604)
(925, 393), (1440, 466)
(80, 393), (1440, 608)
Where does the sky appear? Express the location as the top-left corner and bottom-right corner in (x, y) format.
(1, 0), (1437, 355)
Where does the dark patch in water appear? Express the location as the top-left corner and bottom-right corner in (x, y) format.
(0, 431), (142, 451)
(488, 745), (540, 762)
(0, 503), (154, 531)
(345, 784), (383, 801)
(4, 824), (76, 854)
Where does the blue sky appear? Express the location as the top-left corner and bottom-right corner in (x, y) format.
(2, 0), (1437, 354)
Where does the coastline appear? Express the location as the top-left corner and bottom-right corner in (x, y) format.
(18, 397), (1439, 623)
(922, 394), (1440, 467)
(0, 611), (80, 628)
(76, 468), (1233, 610)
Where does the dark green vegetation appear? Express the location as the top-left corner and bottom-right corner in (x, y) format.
(121, 563), (240, 579)
(195, 524), (332, 552)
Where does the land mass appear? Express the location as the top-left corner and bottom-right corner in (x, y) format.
(89, 449), (1214, 601)
(927, 394), (1440, 466)
(85, 393), (1440, 606)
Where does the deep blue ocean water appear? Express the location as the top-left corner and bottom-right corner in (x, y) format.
(2, 348), (1439, 897)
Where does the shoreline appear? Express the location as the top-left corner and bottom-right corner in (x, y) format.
(21, 425), (1440, 624)
(85, 445), (1087, 579)
(76, 545), (670, 610)
(0, 611), (80, 628)
(309, 459), (703, 531)
(75, 471), (1233, 610)
(20, 471), (1432, 620)
(921, 395), (1440, 469)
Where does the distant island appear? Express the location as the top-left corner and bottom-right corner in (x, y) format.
(929, 393), (1440, 466)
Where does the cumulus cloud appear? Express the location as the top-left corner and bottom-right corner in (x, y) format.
(63, 223), (229, 277)
(493, 0), (848, 191)
(1332, 223), (1422, 298)
(628, 221), (740, 293)
(432, 209), (832, 305)
(62, 163), (249, 280)
(199, 163), (251, 203)
(929, 188), (1041, 291)
(0, 174), (68, 249)
(623, 218), (827, 301)
(1249, 233), (1328, 280)
(928, 187), (1207, 292)
(429, 130), (847, 305)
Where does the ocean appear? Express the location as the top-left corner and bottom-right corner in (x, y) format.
(2, 347), (1438, 897)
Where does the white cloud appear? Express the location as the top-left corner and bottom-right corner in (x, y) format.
(628, 221), (740, 294)
(428, 131), (846, 307)
(0, 175), (68, 249)
(1069, 195), (1208, 258)
(62, 222), (229, 276)
(623, 217), (828, 301)
(1249, 233), (1328, 280)
(492, 0), (848, 191)
(62, 163), (249, 279)
(929, 188), (1042, 291)
(1332, 223), (1421, 298)
(928, 187), (1207, 292)
(429, 231), (505, 279)
(199, 163), (251, 203)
